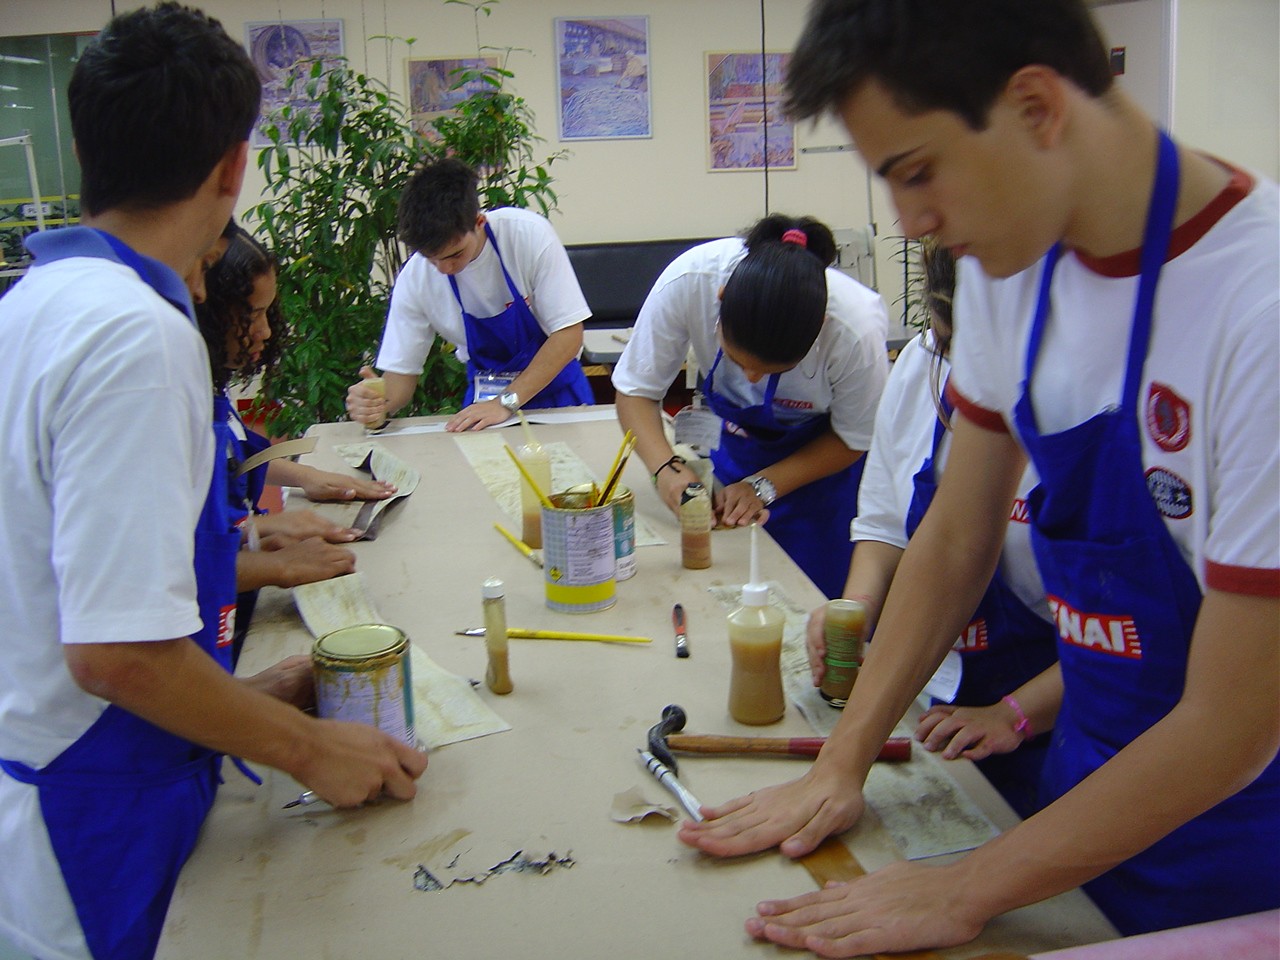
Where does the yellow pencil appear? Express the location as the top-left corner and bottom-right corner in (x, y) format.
(493, 523), (543, 567)
(456, 628), (651, 644)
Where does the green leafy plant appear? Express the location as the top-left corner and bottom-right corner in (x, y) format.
(886, 235), (930, 332)
(245, 3), (566, 437)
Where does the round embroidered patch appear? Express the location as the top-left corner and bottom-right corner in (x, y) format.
(1146, 466), (1193, 520)
(1146, 382), (1191, 452)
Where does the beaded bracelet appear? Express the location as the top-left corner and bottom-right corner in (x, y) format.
(1002, 694), (1032, 739)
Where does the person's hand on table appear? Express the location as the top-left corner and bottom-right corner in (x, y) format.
(295, 719), (429, 808)
(345, 366), (387, 426)
(445, 399), (511, 432)
(297, 469), (396, 503)
(717, 479), (769, 527)
(256, 508), (361, 543)
(256, 536), (356, 588)
(746, 858), (986, 958)
(915, 703), (1026, 761)
(243, 654), (314, 710)
(677, 767), (865, 859)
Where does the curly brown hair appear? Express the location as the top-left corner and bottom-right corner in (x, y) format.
(197, 227), (284, 392)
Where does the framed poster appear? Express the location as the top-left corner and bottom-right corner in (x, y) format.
(246, 19), (345, 147)
(555, 17), (652, 141)
(406, 56), (500, 138)
(705, 51), (796, 172)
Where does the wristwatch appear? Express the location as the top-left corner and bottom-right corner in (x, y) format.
(744, 474), (777, 507)
(498, 391), (521, 412)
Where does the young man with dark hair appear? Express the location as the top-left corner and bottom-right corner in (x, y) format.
(679, 1), (1279, 955)
(345, 157), (594, 432)
(0, 7), (426, 958)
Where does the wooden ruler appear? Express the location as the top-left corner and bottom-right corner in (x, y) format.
(796, 836), (1027, 960)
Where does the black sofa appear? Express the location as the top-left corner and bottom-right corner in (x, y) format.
(565, 236), (718, 330)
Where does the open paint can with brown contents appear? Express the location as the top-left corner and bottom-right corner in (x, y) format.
(313, 623), (415, 746)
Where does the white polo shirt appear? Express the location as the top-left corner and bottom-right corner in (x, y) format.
(611, 238), (889, 452)
(376, 207), (591, 373)
(950, 166), (1280, 596)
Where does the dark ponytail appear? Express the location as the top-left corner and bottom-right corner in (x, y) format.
(720, 240), (828, 366)
(743, 213), (838, 267)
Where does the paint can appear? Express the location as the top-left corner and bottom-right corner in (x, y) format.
(610, 485), (636, 581)
(312, 623), (415, 745)
(542, 487), (617, 614)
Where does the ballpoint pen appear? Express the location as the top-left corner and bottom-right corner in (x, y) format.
(672, 603), (689, 658)
(455, 628), (651, 643)
(282, 790), (320, 810)
(493, 522), (543, 568)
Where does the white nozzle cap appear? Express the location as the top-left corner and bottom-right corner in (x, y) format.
(740, 523), (769, 606)
(482, 577), (505, 600)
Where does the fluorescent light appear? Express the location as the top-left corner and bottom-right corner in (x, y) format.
(0, 55), (43, 66)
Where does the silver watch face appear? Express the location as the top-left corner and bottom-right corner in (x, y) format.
(499, 392), (519, 411)
(751, 475), (776, 505)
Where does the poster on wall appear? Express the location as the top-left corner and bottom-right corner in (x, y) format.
(406, 56), (500, 138)
(246, 19), (345, 147)
(555, 17), (652, 141)
(705, 51), (796, 172)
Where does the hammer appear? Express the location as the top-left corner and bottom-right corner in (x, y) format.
(646, 704), (911, 774)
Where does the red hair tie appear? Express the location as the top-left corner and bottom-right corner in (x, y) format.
(781, 228), (808, 248)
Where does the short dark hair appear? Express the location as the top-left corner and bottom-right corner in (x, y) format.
(397, 158), (482, 254)
(198, 226), (283, 392)
(784, 0), (1113, 130)
(720, 241), (828, 367)
(70, 3), (261, 215)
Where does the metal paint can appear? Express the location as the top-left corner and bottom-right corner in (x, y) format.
(610, 485), (636, 581)
(541, 487), (617, 614)
(312, 623), (415, 745)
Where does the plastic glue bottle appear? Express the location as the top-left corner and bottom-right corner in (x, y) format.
(483, 577), (513, 695)
(726, 524), (785, 725)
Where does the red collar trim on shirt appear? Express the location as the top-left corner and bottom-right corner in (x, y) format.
(1074, 160), (1253, 278)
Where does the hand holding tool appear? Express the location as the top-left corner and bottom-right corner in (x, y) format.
(672, 603), (689, 658)
(637, 749), (703, 822)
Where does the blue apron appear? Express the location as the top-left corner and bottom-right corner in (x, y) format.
(1013, 130), (1280, 934)
(450, 222), (593, 409)
(224, 401), (272, 668)
(905, 380), (1058, 818)
(0, 231), (239, 960)
(703, 349), (864, 599)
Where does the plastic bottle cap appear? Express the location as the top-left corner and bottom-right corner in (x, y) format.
(482, 577), (506, 600)
(740, 582), (769, 606)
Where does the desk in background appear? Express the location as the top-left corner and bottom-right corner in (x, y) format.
(158, 407), (1115, 959)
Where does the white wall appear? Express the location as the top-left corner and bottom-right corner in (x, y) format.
(2, 0), (1276, 326)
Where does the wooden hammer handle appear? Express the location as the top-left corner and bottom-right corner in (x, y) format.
(666, 734), (911, 762)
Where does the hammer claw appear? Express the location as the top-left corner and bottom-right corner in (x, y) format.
(645, 704), (688, 773)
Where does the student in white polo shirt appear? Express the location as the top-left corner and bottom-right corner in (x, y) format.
(612, 214), (889, 598)
(678, 0), (1279, 954)
(346, 158), (593, 432)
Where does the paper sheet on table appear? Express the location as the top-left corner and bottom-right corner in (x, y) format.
(709, 581), (1000, 860)
(332, 441), (421, 537)
(452, 431), (664, 546)
(292, 573), (509, 749)
(374, 408), (619, 437)
(408, 645), (510, 750)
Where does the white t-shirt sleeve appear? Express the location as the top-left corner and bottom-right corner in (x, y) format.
(377, 256), (440, 376)
(824, 277), (890, 451)
(949, 257), (1021, 427)
(522, 218), (591, 334)
(612, 268), (702, 400)
(52, 306), (210, 646)
(1204, 294), (1280, 583)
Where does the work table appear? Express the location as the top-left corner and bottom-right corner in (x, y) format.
(158, 407), (1116, 959)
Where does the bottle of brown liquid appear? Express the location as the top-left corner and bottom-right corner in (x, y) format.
(680, 482), (712, 569)
(819, 599), (867, 708)
(482, 578), (513, 695)
(726, 524), (784, 724)
(516, 442), (551, 549)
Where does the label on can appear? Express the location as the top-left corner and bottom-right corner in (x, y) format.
(543, 493), (617, 613)
(611, 485), (636, 581)
(313, 624), (415, 745)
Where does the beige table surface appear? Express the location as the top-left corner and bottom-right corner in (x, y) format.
(158, 407), (1116, 960)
